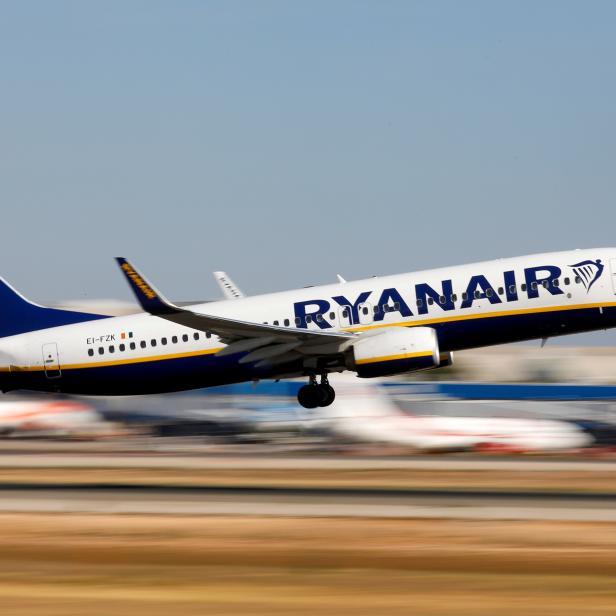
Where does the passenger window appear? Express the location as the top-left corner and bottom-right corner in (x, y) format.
(172, 336), (178, 343)
(88, 348), (94, 357)
(295, 317), (301, 326)
(119, 343), (125, 352)
(306, 315), (312, 323)
(393, 302), (400, 310)
(328, 313), (335, 321)
(206, 332), (212, 338)
(193, 333), (199, 340)
(273, 320), (279, 326)
(486, 288), (493, 298)
(182, 334), (188, 342)
(151, 339), (157, 347)
(362, 306), (369, 315)
(98, 347), (104, 355)
(373, 305), (380, 314)
(497, 287), (504, 295)
(109, 345), (115, 353)
(428, 298), (434, 305)
(521, 283), (527, 292)
(531, 282), (538, 291)
(439, 296), (446, 305)
(564, 277), (570, 285)
(316, 314), (323, 322)
(416, 299), (423, 308)
(140, 341), (146, 348)
(342, 309), (349, 318)
(462, 292), (468, 301)
(575, 276), (582, 284)
(509, 285), (516, 294)
(542, 280), (549, 288)
(161, 338), (167, 345)
(451, 294), (457, 302)
(130, 342), (136, 350)
(474, 290), (481, 299)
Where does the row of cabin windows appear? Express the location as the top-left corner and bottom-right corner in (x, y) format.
(412, 276), (579, 308)
(88, 331), (212, 357)
(265, 305), (405, 326)
(262, 277), (582, 325)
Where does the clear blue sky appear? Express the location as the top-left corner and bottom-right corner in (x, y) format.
(1, 1), (616, 343)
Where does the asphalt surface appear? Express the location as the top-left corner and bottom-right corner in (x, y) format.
(1, 452), (616, 472)
(1, 483), (615, 520)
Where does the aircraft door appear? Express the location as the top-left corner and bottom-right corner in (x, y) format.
(42, 343), (61, 379)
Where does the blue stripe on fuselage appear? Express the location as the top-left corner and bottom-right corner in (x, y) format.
(7, 304), (616, 395)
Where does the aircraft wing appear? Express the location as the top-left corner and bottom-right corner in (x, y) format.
(115, 259), (353, 354)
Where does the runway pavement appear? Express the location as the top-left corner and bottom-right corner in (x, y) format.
(1, 451), (616, 472)
(1, 483), (616, 521)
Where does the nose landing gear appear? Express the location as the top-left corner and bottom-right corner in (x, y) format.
(297, 374), (336, 409)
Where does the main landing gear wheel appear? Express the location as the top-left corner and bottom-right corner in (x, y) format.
(297, 376), (336, 409)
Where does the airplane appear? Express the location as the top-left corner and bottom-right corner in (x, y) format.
(309, 376), (592, 452)
(0, 398), (107, 438)
(0, 249), (612, 408)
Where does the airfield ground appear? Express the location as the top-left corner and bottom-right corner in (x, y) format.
(0, 448), (615, 614)
(1, 514), (616, 615)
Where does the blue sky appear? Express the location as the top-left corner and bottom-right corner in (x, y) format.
(1, 1), (616, 344)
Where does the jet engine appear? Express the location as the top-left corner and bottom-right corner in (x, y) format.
(346, 326), (440, 378)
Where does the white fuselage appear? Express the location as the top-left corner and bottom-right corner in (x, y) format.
(1, 248), (615, 395)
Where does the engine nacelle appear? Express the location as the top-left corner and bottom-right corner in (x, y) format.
(347, 326), (439, 378)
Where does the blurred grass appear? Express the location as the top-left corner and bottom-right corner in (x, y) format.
(1, 514), (616, 615)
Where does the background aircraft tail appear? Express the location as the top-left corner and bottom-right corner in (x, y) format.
(0, 278), (108, 338)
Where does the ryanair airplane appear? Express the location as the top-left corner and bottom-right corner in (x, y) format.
(0, 250), (612, 408)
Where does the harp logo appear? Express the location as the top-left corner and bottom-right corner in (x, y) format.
(569, 259), (604, 292)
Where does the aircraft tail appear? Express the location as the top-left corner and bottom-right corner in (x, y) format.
(0, 278), (108, 338)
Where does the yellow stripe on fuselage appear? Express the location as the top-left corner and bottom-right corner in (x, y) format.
(342, 300), (616, 334)
(2, 347), (224, 373)
(355, 351), (433, 365)
(1, 300), (613, 373)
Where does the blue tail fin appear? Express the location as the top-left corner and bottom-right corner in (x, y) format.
(0, 278), (109, 338)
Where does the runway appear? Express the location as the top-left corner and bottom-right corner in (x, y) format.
(2, 483), (616, 521)
(1, 451), (616, 472)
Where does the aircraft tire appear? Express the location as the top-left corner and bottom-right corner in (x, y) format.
(297, 384), (322, 409)
(318, 384), (336, 407)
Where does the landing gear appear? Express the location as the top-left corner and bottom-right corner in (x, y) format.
(297, 375), (336, 409)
